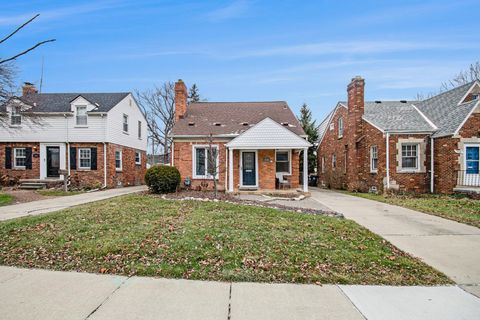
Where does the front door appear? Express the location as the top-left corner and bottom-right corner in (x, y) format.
(46, 147), (60, 178)
(242, 152), (256, 187)
(464, 145), (480, 186)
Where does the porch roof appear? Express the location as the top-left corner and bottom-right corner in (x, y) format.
(226, 117), (311, 149)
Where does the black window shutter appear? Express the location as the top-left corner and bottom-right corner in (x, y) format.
(90, 147), (97, 170)
(70, 147), (77, 170)
(25, 147), (32, 169)
(5, 147), (12, 169)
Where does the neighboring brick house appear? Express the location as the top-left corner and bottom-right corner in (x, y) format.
(171, 80), (311, 193)
(317, 77), (480, 194)
(0, 83), (147, 188)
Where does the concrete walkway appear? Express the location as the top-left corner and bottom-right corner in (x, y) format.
(1, 266), (480, 320)
(309, 188), (480, 289)
(0, 186), (147, 221)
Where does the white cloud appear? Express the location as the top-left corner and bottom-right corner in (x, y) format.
(206, 0), (250, 21)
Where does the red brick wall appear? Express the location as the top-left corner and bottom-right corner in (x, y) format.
(69, 143), (105, 188)
(106, 143), (146, 188)
(0, 142), (40, 180)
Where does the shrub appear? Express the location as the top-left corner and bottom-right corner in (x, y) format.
(145, 165), (181, 194)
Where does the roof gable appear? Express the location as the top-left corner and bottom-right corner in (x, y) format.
(226, 117), (311, 149)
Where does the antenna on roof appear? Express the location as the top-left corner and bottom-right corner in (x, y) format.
(39, 56), (44, 93)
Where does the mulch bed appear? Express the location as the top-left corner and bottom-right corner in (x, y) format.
(145, 190), (342, 218)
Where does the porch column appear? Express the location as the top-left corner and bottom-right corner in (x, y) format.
(303, 147), (308, 192)
(228, 147), (234, 192)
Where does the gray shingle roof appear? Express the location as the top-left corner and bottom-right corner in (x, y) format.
(1, 92), (130, 113)
(363, 101), (435, 132)
(172, 101), (305, 136)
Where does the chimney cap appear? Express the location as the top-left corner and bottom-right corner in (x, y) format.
(352, 75), (364, 81)
(23, 81), (35, 86)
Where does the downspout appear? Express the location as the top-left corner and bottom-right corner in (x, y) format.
(102, 114), (107, 188)
(171, 140), (175, 166)
(386, 132), (390, 190)
(430, 136), (434, 193)
(225, 147), (228, 191)
(65, 113), (70, 177)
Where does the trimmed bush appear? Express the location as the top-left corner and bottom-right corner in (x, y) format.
(145, 165), (181, 194)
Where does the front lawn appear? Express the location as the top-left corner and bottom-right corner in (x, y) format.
(0, 194), (450, 285)
(348, 192), (480, 228)
(0, 193), (14, 206)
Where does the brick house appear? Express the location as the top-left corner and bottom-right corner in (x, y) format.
(171, 80), (311, 193)
(0, 83), (147, 188)
(317, 76), (480, 194)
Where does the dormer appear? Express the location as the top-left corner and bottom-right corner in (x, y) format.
(6, 97), (33, 127)
(70, 95), (97, 127)
(459, 81), (480, 105)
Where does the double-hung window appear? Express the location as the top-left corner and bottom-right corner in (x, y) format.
(11, 106), (21, 125)
(138, 121), (142, 139)
(78, 148), (91, 169)
(276, 150), (290, 174)
(321, 156), (325, 173)
(123, 114), (129, 132)
(193, 146), (218, 178)
(332, 154), (337, 169)
(401, 144), (419, 170)
(338, 117), (344, 138)
(14, 148), (26, 168)
(370, 145), (378, 172)
(115, 150), (122, 171)
(76, 106), (87, 125)
(135, 151), (141, 165)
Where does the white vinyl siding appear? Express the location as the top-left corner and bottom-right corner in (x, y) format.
(14, 148), (26, 168)
(115, 150), (122, 171)
(370, 145), (378, 173)
(192, 145), (218, 179)
(275, 150), (291, 174)
(78, 148), (91, 169)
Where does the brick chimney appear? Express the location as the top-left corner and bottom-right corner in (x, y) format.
(22, 82), (38, 96)
(347, 76), (365, 136)
(174, 79), (188, 121)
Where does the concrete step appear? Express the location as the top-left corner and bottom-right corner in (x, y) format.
(18, 183), (46, 190)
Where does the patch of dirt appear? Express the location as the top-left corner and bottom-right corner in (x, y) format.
(1, 188), (54, 204)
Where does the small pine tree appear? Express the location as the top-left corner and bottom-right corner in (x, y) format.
(188, 84), (201, 103)
(298, 103), (319, 174)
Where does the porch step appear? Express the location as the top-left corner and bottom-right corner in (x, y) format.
(18, 182), (47, 190)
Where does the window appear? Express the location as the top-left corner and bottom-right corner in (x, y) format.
(115, 150), (122, 171)
(78, 148), (91, 169)
(329, 123), (334, 131)
(370, 145), (378, 172)
(321, 156), (325, 173)
(338, 117), (344, 138)
(135, 151), (141, 165)
(10, 106), (21, 125)
(401, 144), (418, 169)
(76, 106), (87, 126)
(332, 154), (336, 169)
(275, 150), (291, 174)
(138, 121), (142, 139)
(193, 146), (218, 178)
(123, 114), (129, 132)
(472, 94), (479, 101)
(14, 148), (26, 168)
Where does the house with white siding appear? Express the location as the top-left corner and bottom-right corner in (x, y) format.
(0, 83), (147, 188)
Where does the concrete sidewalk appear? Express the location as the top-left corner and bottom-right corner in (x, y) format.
(309, 188), (480, 288)
(1, 266), (480, 320)
(0, 185), (147, 221)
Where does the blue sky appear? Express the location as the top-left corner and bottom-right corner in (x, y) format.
(1, 0), (479, 122)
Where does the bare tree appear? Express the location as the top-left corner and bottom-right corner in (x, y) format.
(441, 62), (480, 91)
(136, 82), (175, 164)
(205, 133), (220, 198)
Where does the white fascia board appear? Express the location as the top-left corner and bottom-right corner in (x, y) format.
(453, 100), (480, 136)
(457, 81), (480, 106)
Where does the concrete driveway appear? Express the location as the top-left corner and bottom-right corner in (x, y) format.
(0, 185), (147, 221)
(310, 188), (480, 288)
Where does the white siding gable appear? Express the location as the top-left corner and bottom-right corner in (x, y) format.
(70, 96), (97, 112)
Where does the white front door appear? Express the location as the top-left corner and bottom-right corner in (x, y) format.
(464, 145), (480, 186)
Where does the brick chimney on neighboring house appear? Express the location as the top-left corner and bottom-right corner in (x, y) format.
(174, 79), (188, 121)
(22, 82), (38, 96)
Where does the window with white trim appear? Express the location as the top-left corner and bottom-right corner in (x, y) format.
(138, 121), (142, 139)
(193, 146), (218, 178)
(135, 151), (141, 165)
(123, 114), (129, 132)
(14, 148), (26, 168)
(338, 117), (344, 138)
(321, 156), (325, 173)
(115, 150), (122, 171)
(370, 145), (378, 172)
(78, 148), (91, 169)
(76, 106), (87, 125)
(332, 154), (336, 169)
(10, 106), (21, 125)
(401, 144), (419, 169)
(275, 150), (291, 174)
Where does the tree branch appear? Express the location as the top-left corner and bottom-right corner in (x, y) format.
(0, 39), (56, 65)
(0, 14), (40, 45)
